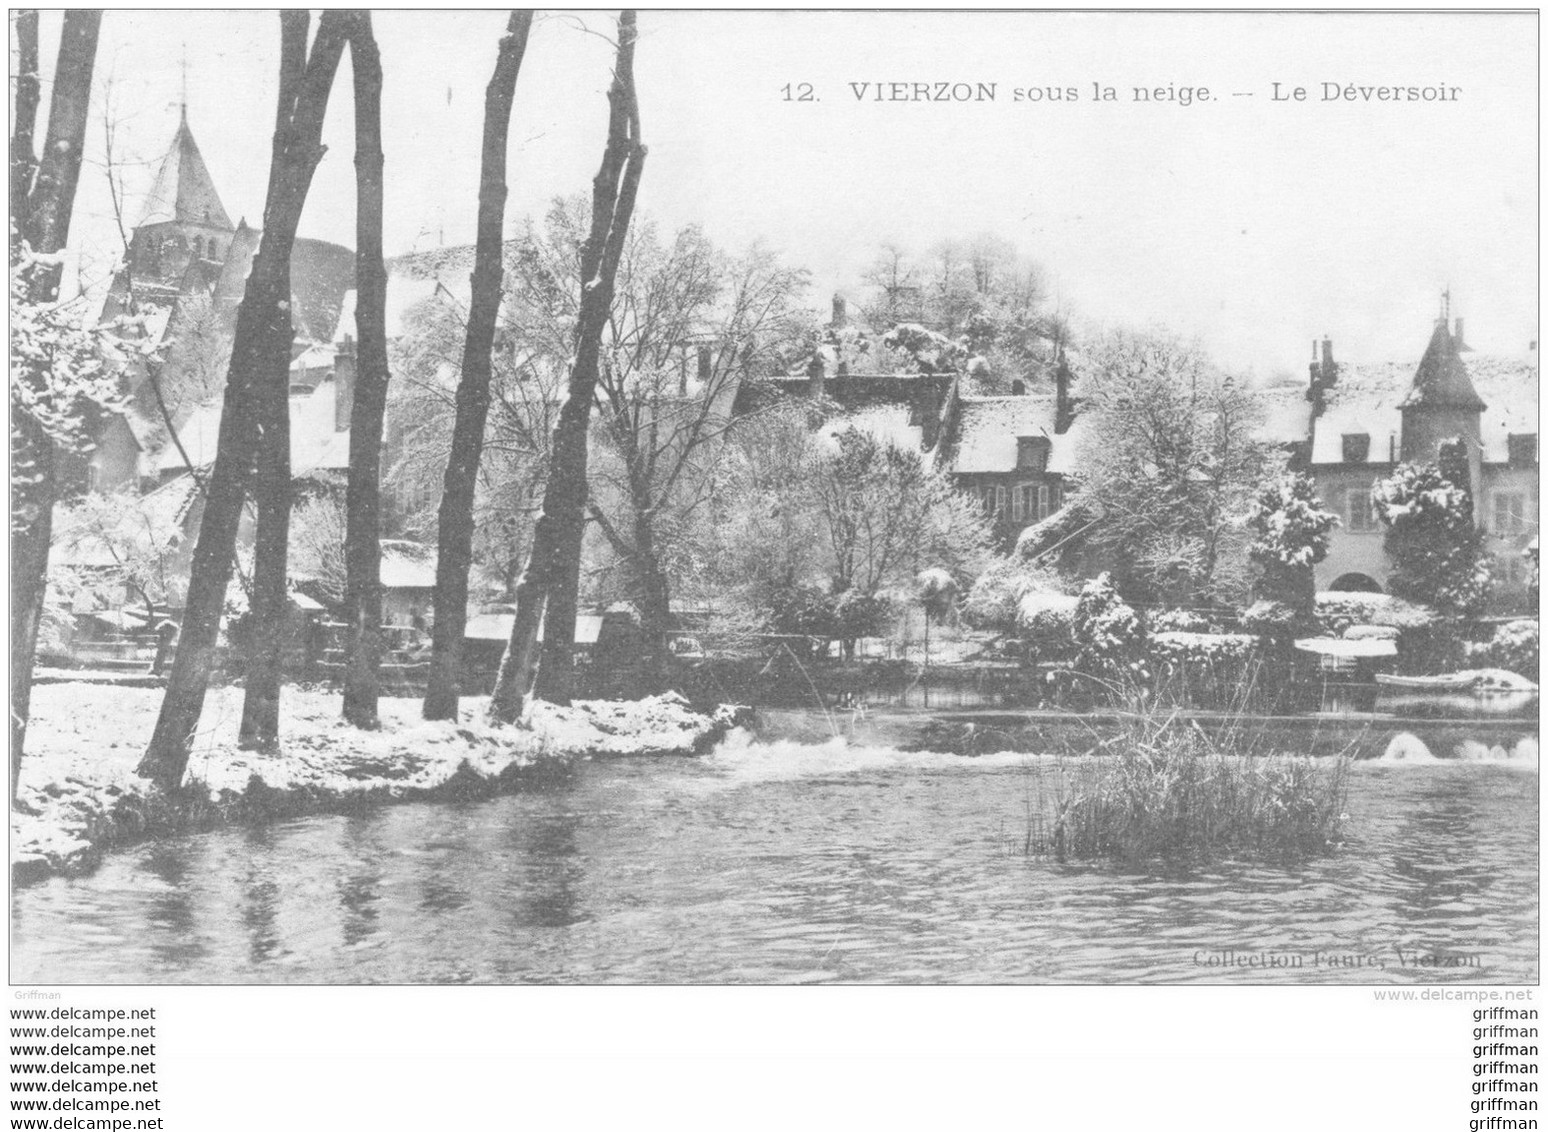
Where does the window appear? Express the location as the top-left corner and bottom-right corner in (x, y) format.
(85, 463), (99, 493)
(1346, 489), (1374, 533)
(1037, 484), (1051, 522)
(995, 485), (1006, 515)
(981, 485), (997, 515)
(1341, 433), (1370, 463)
(1011, 485), (1025, 522)
(1493, 492), (1526, 536)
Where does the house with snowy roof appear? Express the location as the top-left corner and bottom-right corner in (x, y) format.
(1304, 317), (1538, 611)
(733, 321), (1087, 549)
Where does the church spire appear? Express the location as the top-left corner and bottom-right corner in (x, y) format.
(137, 105), (234, 231)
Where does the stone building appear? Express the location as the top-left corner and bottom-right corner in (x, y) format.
(1305, 318), (1538, 611)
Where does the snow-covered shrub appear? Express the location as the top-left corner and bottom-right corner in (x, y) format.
(1465, 620), (1539, 681)
(1247, 473), (1339, 570)
(961, 555), (1066, 631)
(1246, 472), (1338, 628)
(1344, 624), (1399, 641)
(1015, 501), (1095, 567)
(1372, 461), (1492, 616)
(1313, 592), (1437, 635)
(1151, 631), (1257, 664)
(1149, 608), (1212, 633)
(1150, 631), (1262, 708)
(1072, 573), (1147, 685)
(1240, 600), (1300, 637)
(881, 323), (965, 375)
(1018, 590), (1079, 661)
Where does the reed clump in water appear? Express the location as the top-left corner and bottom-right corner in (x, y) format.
(1020, 709), (1351, 864)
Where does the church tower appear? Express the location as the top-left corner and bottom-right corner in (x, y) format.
(120, 106), (235, 304)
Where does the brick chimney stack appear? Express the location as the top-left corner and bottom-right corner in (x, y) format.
(831, 294), (847, 328)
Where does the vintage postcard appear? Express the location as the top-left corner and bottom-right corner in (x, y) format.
(10, 10), (1537, 1005)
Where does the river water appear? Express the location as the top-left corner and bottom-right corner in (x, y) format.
(10, 730), (1539, 984)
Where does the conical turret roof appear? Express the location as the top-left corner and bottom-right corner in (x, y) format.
(137, 112), (233, 231)
(1400, 320), (1487, 411)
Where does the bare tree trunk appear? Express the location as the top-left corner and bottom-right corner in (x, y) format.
(237, 324), (294, 748)
(236, 10), (316, 750)
(489, 10), (646, 724)
(9, 11), (41, 227)
(422, 10), (534, 722)
(19, 10), (100, 268)
(630, 510), (673, 694)
(341, 13), (389, 728)
(139, 13), (348, 790)
(9, 10), (100, 805)
(531, 509), (583, 703)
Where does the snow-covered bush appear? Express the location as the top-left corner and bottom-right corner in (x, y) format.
(1344, 624), (1399, 641)
(1247, 471), (1338, 628)
(1072, 573), (1147, 684)
(1465, 620), (1539, 681)
(1149, 608), (1212, 633)
(1018, 590), (1079, 660)
(1372, 461), (1492, 616)
(1247, 472), (1339, 570)
(881, 323), (965, 375)
(1240, 600), (1300, 637)
(1151, 631), (1258, 670)
(1313, 592), (1437, 636)
(961, 555), (1066, 630)
(1014, 500), (1095, 567)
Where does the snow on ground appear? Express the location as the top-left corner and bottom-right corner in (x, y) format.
(13, 683), (745, 882)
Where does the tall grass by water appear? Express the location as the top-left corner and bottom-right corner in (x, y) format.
(1018, 708), (1351, 864)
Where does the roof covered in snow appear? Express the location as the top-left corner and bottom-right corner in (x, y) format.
(1255, 385), (1314, 447)
(463, 611), (605, 645)
(1402, 321), (1486, 410)
(379, 540), (436, 590)
(160, 383), (348, 475)
(1310, 342), (1537, 465)
(944, 394), (1089, 476)
(815, 404), (923, 455)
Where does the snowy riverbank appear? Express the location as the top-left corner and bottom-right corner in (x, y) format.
(12, 683), (748, 884)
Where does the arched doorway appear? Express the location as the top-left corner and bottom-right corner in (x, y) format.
(1329, 572), (1383, 594)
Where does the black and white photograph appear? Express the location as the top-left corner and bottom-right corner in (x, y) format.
(6, 8), (1540, 1118)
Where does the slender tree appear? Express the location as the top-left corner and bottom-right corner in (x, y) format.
(340, 12), (392, 727)
(10, 10), (103, 803)
(139, 13), (350, 788)
(238, 12), (348, 749)
(422, 10), (535, 722)
(490, 10), (647, 723)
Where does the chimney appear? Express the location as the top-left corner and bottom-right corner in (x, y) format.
(1320, 337), (1335, 383)
(1453, 317), (1467, 351)
(696, 345), (712, 387)
(1011, 379), (1026, 396)
(831, 294), (847, 328)
(334, 335), (356, 432)
(1054, 351), (1076, 435)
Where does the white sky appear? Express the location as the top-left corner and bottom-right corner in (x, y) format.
(32, 9), (1540, 374)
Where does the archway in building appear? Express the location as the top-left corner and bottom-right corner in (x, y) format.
(1328, 572), (1383, 594)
